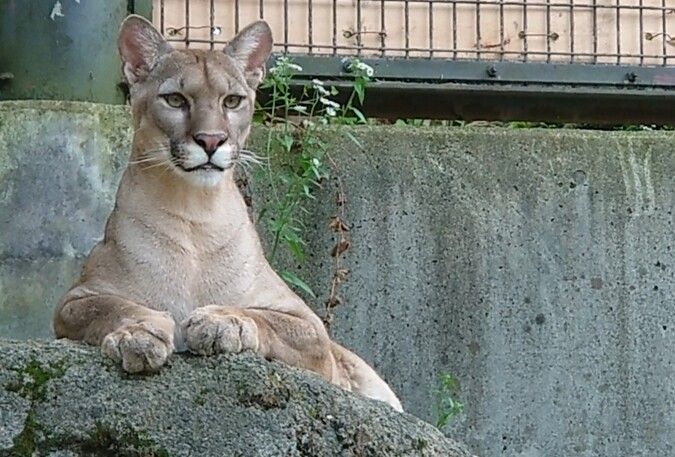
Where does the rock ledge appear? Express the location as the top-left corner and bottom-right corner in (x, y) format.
(0, 339), (472, 456)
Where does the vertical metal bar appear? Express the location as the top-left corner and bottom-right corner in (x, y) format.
(332, 0), (337, 56)
(284, 0), (289, 53)
(185, 0), (190, 48)
(308, 0), (313, 55)
(234, 0), (240, 33)
(133, 0), (153, 21)
(616, 0), (620, 64)
(523, 0), (528, 62)
(160, 0), (165, 35)
(638, 0), (644, 65)
(380, 0), (386, 57)
(209, 0), (214, 50)
(499, 0), (505, 60)
(662, 0), (667, 65)
(259, 0), (264, 19)
(356, 0), (362, 55)
(404, 0), (410, 58)
(569, 0), (574, 63)
(546, 0), (551, 63)
(429, 0), (434, 58)
(592, 0), (598, 63)
(452, 0), (458, 59)
(476, 0), (482, 60)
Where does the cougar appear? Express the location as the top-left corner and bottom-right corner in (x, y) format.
(52, 15), (402, 412)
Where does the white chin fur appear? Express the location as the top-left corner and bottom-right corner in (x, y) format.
(179, 168), (226, 188)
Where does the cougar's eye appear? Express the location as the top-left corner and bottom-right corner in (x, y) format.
(223, 95), (244, 110)
(162, 93), (188, 109)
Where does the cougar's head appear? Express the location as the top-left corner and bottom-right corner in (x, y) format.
(118, 15), (272, 187)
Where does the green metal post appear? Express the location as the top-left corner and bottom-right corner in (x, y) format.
(0, 0), (152, 104)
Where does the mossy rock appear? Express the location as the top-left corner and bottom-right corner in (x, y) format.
(0, 339), (473, 456)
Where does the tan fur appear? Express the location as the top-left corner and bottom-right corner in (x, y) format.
(53, 15), (402, 412)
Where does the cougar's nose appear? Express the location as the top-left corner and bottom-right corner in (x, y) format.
(193, 132), (227, 157)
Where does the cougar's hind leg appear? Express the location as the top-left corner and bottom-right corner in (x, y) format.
(331, 342), (403, 412)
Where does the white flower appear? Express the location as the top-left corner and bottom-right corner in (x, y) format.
(325, 107), (337, 117)
(311, 79), (324, 86)
(287, 63), (303, 72)
(319, 97), (340, 109)
(356, 61), (374, 77)
(312, 158), (321, 167)
(291, 105), (308, 113)
(314, 85), (329, 96)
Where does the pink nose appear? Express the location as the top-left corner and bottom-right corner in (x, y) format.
(193, 133), (227, 156)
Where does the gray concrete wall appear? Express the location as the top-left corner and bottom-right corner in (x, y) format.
(1, 100), (673, 457)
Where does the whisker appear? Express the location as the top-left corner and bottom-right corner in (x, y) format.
(127, 145), (173, 167)
(238, 153), (266, 164)
(141, 159), (174, 171)
(158, 162), (174, 178)
(134, 146), (171, 156)
(238, 154), (264, 164)
(236, 161), (253, 172)
(128, 156), (162, 165)
(239, 149), (269, 161)
(236, 159), (260, 172)
(238, 156), (263, 165)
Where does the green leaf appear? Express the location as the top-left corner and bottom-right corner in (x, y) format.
(279, 134), (294, 152)
(433, 373), (464, 430)
(285, 238), (305, 260)
(279, 270), (316, 298)
(344, 131), (364, 150)
(353, 80), (365, 105)
(350, 107), (367, 124)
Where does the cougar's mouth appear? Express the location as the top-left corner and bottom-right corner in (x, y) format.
(178, 162), (228, 172)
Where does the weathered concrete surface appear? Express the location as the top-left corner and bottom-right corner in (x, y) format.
(0, 102), (130, 339)
(1, 100), (674, 457)
(0, 338), (469, 456)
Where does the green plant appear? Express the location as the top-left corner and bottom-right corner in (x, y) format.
(255, 56), (372, 307)
(433, 373), (464, 430)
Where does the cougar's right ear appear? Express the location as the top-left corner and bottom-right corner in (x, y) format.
(118, 15), (173, 85)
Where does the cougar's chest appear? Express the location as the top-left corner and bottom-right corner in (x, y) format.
(184, 218), (255, 303)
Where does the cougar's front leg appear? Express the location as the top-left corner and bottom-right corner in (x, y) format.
(53, 292), (175, 373)
(182, 305), (340, 383)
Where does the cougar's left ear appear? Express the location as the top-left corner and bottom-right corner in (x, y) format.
(224, 21), (273, 89)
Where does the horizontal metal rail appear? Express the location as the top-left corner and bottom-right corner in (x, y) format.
(276, 55), (675, 89)
(262, 55), (675, 124)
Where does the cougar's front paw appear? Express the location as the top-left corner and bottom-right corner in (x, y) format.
(101, 321), (174, 373)
(182, 306), (259, 356)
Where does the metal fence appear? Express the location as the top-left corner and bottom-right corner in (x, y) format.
(153, 0), (675, 123)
